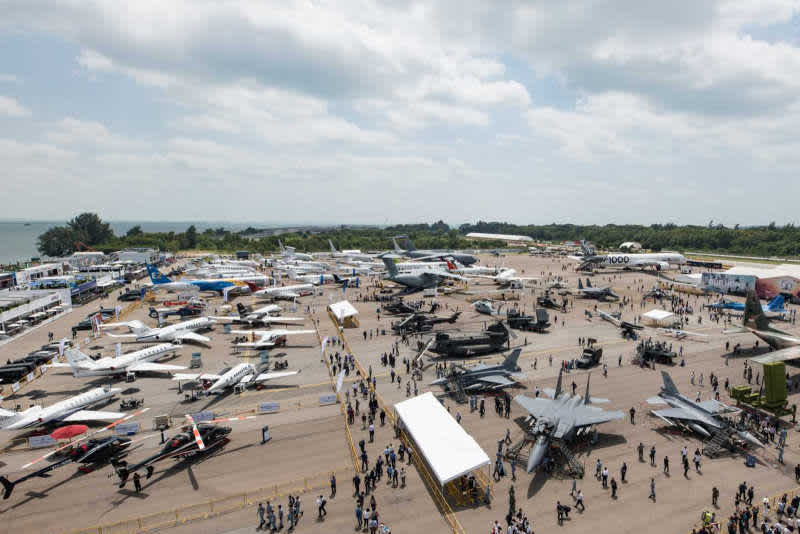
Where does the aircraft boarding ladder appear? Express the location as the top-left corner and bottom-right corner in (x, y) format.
(553, 439), (585, 479)
(703, 427), (734, 458)
(446, 373), (468, 404)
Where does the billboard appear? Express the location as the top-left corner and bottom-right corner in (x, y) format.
(701, 273), (756, 295)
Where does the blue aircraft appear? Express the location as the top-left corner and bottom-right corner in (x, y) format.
(146, 264), (252, 296)
(706, 294), (785, 314)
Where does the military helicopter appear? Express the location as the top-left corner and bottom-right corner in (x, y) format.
(111, 414), (251, 488)
(391, 311), (461, 335)
(427, 321), (516, 358)
(0, 409), (150, 499)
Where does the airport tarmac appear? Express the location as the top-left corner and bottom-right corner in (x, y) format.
(2, 254), (799, 534)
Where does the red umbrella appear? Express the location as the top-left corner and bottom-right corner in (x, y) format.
(50, 425), (88, 440)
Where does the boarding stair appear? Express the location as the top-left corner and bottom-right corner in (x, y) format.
(553, 439), (585, 479)
(446, 372), (468, 404)
(703, 427), (734, 458)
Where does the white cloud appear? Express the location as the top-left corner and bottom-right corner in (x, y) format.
(1, 1), (800, 224)
(0, 95), (31, 117)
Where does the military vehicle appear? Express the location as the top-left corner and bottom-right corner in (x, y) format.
(635, 339), (677, 364)
(575, 340), (603, 368)
(506, 309), (550, 333)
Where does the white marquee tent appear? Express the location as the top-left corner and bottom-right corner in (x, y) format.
(394, 392), (490, 487)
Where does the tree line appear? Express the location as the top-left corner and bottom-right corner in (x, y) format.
(35, 214), (800, 258)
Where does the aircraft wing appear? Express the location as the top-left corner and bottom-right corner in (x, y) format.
(750, 346), (800, 365)
(513, 395), (554, 418)
(172, 373), (222, 381)
(542, 388), (556, 399)
(62, 409), (127, 422)
(106, 333), (138, 339)
(697, 399), (737, 414)
(128, 362), (187, 372)
(174, 331), (211, 344)
(422, 271), (465, 281)
(568, 406), (624, 432)
(257, 317), (305, 323)
(651, 407), (703, 423)
(646, 396), (668, 405)
(254, 370), (300, 382)
(476, 375), (515, 388)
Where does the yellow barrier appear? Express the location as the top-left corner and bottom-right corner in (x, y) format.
(61, 467), (354, 534)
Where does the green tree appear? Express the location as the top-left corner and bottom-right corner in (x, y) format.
(185, 225), (198, 248)
(126, 225), (143, 237)
(67, 213), (114, 245)
(37, 226), (78, 256)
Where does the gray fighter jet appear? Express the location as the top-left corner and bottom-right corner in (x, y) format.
(514, 369), (623, 472)
(646, 371), (763, 447)
(381, 257), (465, 291)
(430, 348), (525, 392)
(573, 278), (619, 301)
(724, 291), (800, 364)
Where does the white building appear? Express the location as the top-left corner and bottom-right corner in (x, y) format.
(14, 263), (64, 286)
(465, 232), (533, 244)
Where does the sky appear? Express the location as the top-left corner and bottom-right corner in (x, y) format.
(1, 1), (799, 227)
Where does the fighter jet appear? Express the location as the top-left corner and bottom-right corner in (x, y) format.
(514, 369), (623, 472)
(572, 278), (619, 301)
(646, 371), (763, 447)
(724, 292), (800, 364)
(430, 348), (525, 392)
(381, 257), (465, 291)
(706, 295), (785, 315)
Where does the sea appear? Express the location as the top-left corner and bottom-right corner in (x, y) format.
(0, 220), (264, 266)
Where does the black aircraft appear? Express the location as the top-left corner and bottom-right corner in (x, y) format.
(428, 322), (514, 358)
(536, 291), (565, 311)
(0, 436), (133, 499)
(391, 311), (461, 334)
(112, 417), (234, 488)
(382, 300), (419, 316)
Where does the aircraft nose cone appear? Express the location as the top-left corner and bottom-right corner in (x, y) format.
(527, 437), (549, 473)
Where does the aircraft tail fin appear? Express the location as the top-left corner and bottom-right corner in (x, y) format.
(583, 373), (591, 404)
(146, 264), (171, 284)
(0, 476), (14, 500)
(586, 278), (592, 288)
(278, 240), (285, 253)
(329, 240), (337, 255)
(332, 273), (341, 283)
(578, 279), (584, 290)
(554, 367), (563, 398)
(287, 269), (297, 280)
(661, 371), (679, 395)
(392, 237), (404, 253)
(381, 257), (398, 277)
(444, 258), (458, 272)
(236, 302), (249, 317)
(502, 348), (521, 371)
(744, 291), (770, 330)
(403, 237), (417, 251)
(767, 294), (785, 312)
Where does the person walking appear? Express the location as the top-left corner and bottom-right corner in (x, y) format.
(133, 472), (142, 493)
(638, 442), (645, 462)
(712, 487), (719, 507)
(649, 478), (656, 501)
(621, 462), (627, 483)
(576, 490), (585, 512)
(649, 445), (656, 466)
(258, 502), (266, 530)
(663, 456), (669, 475)
(330, 473), (337, 497)
(629, 407), (636, 424)
(610, 477), (618, 499)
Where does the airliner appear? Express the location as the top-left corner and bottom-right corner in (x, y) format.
(574, 241), (686, 271)
(146, 264), (252, 299)
(172, 363), (299, 393)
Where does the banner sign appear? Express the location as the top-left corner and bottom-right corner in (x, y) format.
(258, 402), (280, 414)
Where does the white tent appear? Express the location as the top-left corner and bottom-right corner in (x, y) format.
(394, 392), (490, 487)
(328, 300), (359, 328)
(642, 309), (675, 327)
